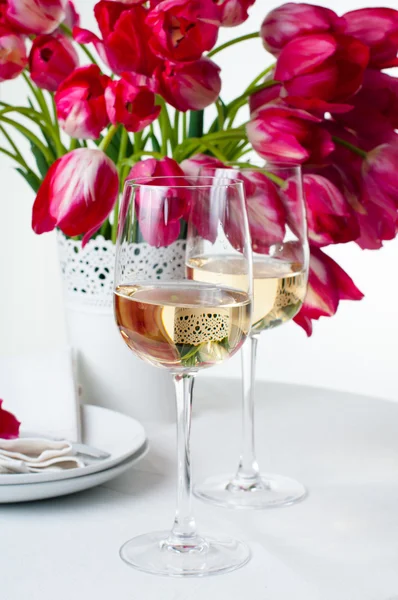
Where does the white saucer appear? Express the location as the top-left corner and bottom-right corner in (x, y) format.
(0, 404), (147, 486)
(0, 446), (148, 503)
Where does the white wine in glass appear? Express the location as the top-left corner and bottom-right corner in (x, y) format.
(190, 165), (309, 510)
(114, 175), (253, 576)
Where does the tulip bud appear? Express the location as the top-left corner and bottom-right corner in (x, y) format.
(105, 73), (160, 133)
(0, 27), (27, 81)
(74, 1), (159, 77)
(146, 0), (220, 62)
(246, 105), (334, 164)
(55, 65), (110, 139)
(6, 0), (67, 35)
(215, 0), (255, 27)
(127, 158), (188, 247)
(284, 174), (359, 247)
(32, 148), (119, 246)
(261, 3), (342, 56)
(29, 33), (79, 92)
(156, 58), (221, 111)
(343, 7), (398, 68)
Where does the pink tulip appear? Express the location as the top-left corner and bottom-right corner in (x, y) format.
(128, 158), (188, 247)
(156, 58), (221, 111)
(105, 73), (160, 133)
(332, 70), (398, 146)
(249, 83), (281, 116)
(0, 0), (20, 30)
(32, 148), (119, 246)
(246, 104), (334, 165)
(261, 3), (343, 56)
(356, 194), (397, 250)
(362, 141), (398, 215)
(63, 0), (79, 28)
(284, 174), (359, 247)
(0, 400), (20, 439)
(274, 33), (369, 112)
(343, 8), (398, 69)
(236, 170), (286, 252)
(6, 0), (67, 34)
(294, 246), (363, 336)
(146, 0), (220, 62)
(181, 153), (225, 177)
(55, 65), (110, 139)
(0, 27), (27, 81)
(29, 32), (79, 92)
(74, 1), (159, 77)
(215, 0), (255, 27)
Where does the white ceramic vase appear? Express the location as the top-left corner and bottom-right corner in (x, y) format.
(57, 232), (187, 423)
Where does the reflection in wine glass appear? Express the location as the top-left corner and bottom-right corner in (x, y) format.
(190, 164), (310, 509)
(114, 175), (253, 576)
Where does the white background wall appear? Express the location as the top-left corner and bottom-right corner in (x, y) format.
(1, 0), (397, 402)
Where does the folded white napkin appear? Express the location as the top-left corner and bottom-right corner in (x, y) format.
(0, 437), (85, 474)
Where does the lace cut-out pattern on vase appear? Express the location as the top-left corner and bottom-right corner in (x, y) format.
(57, 232), (187, 308)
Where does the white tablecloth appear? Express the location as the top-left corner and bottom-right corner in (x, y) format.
(2, 378), (398, 600)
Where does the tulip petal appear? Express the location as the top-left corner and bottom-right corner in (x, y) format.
(0, 30), (27, 81)
(261, 3), (342, 55)
(6, 0), (67, 34)
(0, 400), (20, 440)
(294, 246), (363, 335)
(275, 33), (337, 81)
(32, 149), (119, 244)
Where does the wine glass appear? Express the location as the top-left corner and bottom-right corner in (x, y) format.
(190, 164), (309, 509)
(114, 175), (253, 576)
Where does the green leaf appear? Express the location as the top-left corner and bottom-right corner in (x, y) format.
(31, 143), (49, 178)
(150, 131), (161, 153)
(15, 168), (41, 193)
(188, 110), (204, 138)
(0, 115), (53, 164)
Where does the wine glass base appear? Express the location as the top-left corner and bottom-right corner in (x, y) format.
(120, 530), (251, 577)
(194, 473), (307, 510)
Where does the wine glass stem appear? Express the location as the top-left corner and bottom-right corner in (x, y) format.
(236, 334), (261, 482)
(167, 373), (204, 549)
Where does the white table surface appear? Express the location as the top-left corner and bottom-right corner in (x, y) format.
(2, 378), (398, 600)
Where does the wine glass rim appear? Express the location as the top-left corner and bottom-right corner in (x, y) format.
(124, 175), (245, 189)
(218, 162), (302, 172)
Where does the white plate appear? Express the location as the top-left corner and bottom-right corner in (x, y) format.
(0, 404), (147, 486)
(0, 446), (148, 503)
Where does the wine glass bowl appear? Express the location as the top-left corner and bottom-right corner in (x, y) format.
(191, 164), (310, 510)
(113, 175), (253, 575)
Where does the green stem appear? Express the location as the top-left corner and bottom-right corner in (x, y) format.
(49, 93), (64, 157)
(122, 150), (163, 166)
(111, 196), (119, 244)
(244, 65), (275, 94)
(215, 99), (225, 131)
(118, 128), (128, 166)
(69, 138), (79, 150)
(149, 123), (161, 153)
(332, 136), (367, 158)
(22, 72), (51, 123)
(99, 124), (119, 152)
(174, 110), (180, 146)
(182, 112), (187, 141)
(208, 32), (260, 58)
(133, 130), (142, 155)
(60, 24), (99, 66)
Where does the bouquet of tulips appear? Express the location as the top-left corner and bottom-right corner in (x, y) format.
(1, 0), (398, 334)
